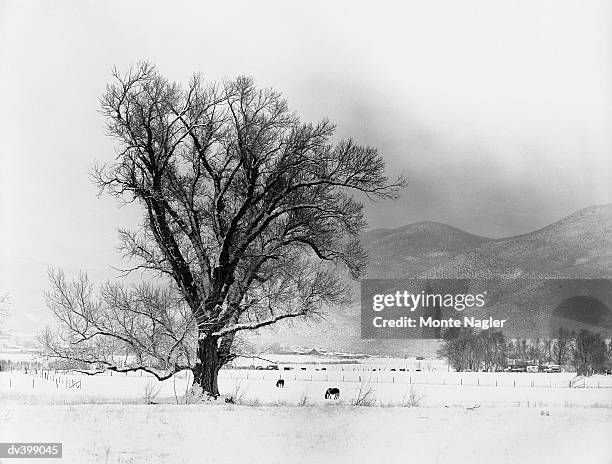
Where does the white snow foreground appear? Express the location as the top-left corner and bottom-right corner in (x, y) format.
(1, 403), (611, 464)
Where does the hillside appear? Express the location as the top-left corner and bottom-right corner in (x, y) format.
(477, 204), (612, 278)
(362, 221), (492, 278)
(249, 204), (612, 355)
(365, 204), (612, 279)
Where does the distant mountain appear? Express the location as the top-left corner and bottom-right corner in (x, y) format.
(417, 250), (525, 279)
(362, 222), (492, 278)
(365, 204), (612, 279)
(475, 204), (612, 278)
(249, 204), (612, 356)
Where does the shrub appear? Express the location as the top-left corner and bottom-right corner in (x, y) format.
(141, 379), (161, 402)
(227, 379), (249, 405)
(297, 391), (309, 406)
(351, 382), (376, 406)
(401, 385), (425, 407)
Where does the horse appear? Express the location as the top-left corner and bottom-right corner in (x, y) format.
(325, 387), (340, 399)
(276, 379), (285, 388)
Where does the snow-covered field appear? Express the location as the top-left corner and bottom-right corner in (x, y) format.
(2, 360), (611, 463)
(2, 403), (611, 464)
(2, 368), (612, 408)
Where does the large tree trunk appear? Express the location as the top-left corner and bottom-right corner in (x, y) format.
(192, 335), (221, 397)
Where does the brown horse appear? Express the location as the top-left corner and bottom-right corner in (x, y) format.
(325, 387), (340, 399)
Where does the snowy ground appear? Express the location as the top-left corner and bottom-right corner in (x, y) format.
(1, 403), (611, 464)
(2, 369), (611, 408)
(2, 363), (611, 463)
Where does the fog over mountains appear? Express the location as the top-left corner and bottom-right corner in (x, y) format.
(250, 204), (612, 355)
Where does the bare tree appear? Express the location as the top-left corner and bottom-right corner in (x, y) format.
(572, 329), (606, 376)
(526, 338), (542, 364)
(439, 328), (507, 372)
(45, 62), (404, 395)
(542, 339), (553, 363)
(42, 270), (195, 379)
(438, 327), (474, 372)
(552, 327), (573, 367)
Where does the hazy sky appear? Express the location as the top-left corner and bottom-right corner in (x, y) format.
(1, 0), (611, 332)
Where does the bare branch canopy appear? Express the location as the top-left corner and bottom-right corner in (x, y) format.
(45, 62), (405, 395)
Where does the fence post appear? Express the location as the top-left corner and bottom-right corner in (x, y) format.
(32, 378), (34, 389)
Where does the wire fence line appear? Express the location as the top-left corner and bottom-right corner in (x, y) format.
(4, 367), (611, 391)
(6, 368), (83, 390)
(221, 370), (612, 389)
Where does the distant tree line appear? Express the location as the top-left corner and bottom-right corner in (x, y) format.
(438, 327), (611, 376)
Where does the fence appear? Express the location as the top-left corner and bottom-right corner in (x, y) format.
(6, 368), (83, 390)
(4, 366), (611, 392)
(221, 369), (612, 389)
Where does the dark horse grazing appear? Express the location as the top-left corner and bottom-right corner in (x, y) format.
(325, 387), (340, 399)
(276, 379), (285, 388)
